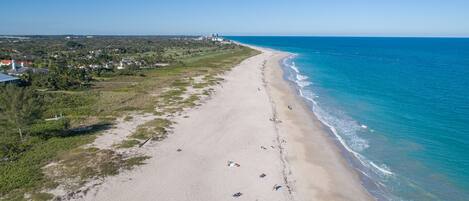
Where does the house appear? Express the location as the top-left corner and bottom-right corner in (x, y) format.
(117, 61), (125, 70)
(117, 58), (140, 70)
(154, 63), (169, 67)
(5, 60), (48, 76)
(0, 73), (19, 84)
(203, 34), (225, 42)
(0, 60), (33, 67)
(211, 37), (224, 42)
(0, 60), (12, 66)
(210, 34), (224, 42)
(220, 40), (232, 45)
(88, 64), (101, 69)
(195, 34), (225, 42)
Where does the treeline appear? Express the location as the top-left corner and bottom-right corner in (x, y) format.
(0, 36), (227, 68)
(22, 67), (91, 90)
(19, 56), (147, 90)
(1, 36), (236, 90)
(21, 64), (146, 90)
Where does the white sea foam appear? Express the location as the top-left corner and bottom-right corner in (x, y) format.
(315, 109), (393, 177)
(281, 56), (394, 178)
(296, 80), (312, 88)
(284, 57), (312, 88)
(370, 162), (393, 175)
(295, 74), (312, 87)
(290, 62), (300, 73)
(297, 74), (309, 81)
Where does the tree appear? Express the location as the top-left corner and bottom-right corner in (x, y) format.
(44, 58), (92, 90)
(65, 41), (84, 49)
(0, 85), (43, 141)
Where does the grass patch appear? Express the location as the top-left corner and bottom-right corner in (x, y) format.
(123, 116), (133, 121)
(181, 94), (200, 108)
(131, 118), (173, 141)
(123, 156), (151, 169)
(48, 148), (122, 181)
(159, 88), (185, 104)
(115, 139), (140, 149)
(171, 79), (191, 88)
(43, 149), (150, 194)
(29, 192), (54, 201)
(193, 82), (210, 89)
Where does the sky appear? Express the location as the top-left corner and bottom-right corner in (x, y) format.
(1, 0), (469, 37)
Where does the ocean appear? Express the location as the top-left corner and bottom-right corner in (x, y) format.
(227, 36), (469, 201)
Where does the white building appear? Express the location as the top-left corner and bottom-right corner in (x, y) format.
(117, 61), (125, 70)
(211, 37), (224, 42)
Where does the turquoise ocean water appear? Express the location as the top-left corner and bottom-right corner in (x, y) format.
(227, 37), (469, 201)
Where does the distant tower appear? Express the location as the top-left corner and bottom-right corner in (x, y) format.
(11, 59), (16, 71)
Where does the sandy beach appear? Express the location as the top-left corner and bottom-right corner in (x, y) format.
(78, 46), (373, 201)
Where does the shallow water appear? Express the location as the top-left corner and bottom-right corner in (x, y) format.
(228, 36), (469, 201)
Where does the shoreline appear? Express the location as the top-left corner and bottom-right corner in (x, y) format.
(258, 46), (373, 201)
(76, 45), (373, 201)
(275, 52), (383, 200)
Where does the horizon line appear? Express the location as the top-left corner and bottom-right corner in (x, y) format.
(1, 34), (468, 39)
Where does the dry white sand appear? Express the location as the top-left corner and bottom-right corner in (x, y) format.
(77, 47), (373, 201)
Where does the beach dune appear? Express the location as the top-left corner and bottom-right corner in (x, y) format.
(79, 47), (372, 201)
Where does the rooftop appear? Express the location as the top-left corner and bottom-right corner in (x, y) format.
(6, 66), (49, 75)
(0, 73), (19, 83)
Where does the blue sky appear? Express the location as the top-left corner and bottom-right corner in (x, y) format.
(1, 0), (469, 37)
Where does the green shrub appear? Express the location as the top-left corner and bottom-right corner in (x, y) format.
(29, 118), (70, 138)
(0, 135), (94, 197)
